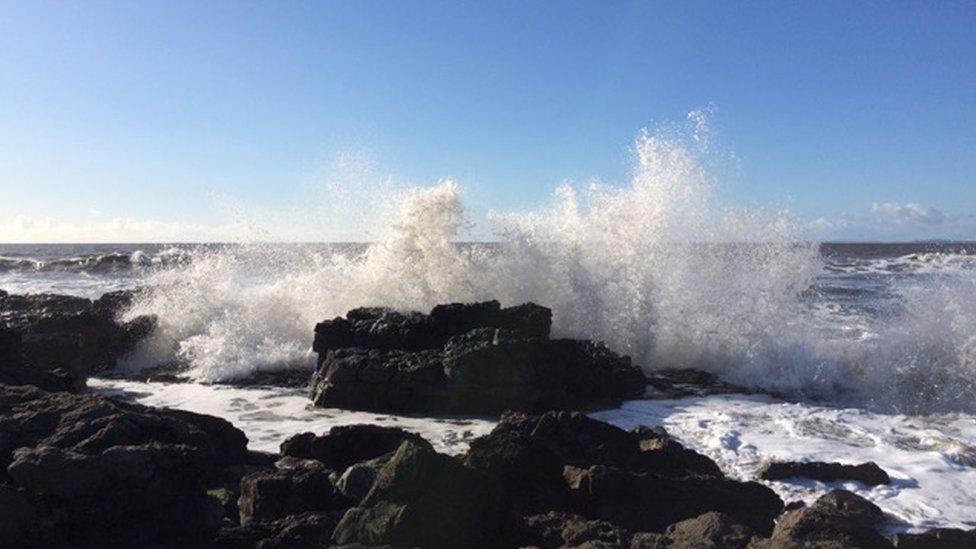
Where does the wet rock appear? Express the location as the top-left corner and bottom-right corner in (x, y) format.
(645, 368), (750, 397)
(664, 511), (755, 548)
(0, 290), (156, 388)
(312, 300), (552, 359)
(565, 464), (783, 535)
(238, 460), (350, 525)
(518, 511), (632, 547)
(633, 425), (724, 478)
(760, 490), (889, 548)
(280, 424), (431, 471)
(759, 460), (891, 486)
(309, 348), (448, 412)
(333, 439), (506, 548)
(892, 528), (976, 548)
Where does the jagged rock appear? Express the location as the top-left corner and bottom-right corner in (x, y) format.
(333, 440), (506, 548)
(7, 442), (225, 546)
(0, 290), (156, 389)
(630, 532), (671, 548)
(214, 511), (346, 549)
(565, 464), (783, 536)
(758, 490), (889, 548)
(310, 301), (646, 415)
(645, 368), (750, 397)
(665, 512), (755, 548)
(518, 511), (632, 547)
(335, 454), (391, 503)
(464, 411), (725, 518)
(312, 300), (552, 360)
(759, 460), (891, 486)
(280, 424), (431, 471)
(238, 460), (350, 525)
(892, 528), (976, 548)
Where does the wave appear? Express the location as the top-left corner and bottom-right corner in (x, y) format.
(118, 128), (976, 414)
(0, 247), (192, 274)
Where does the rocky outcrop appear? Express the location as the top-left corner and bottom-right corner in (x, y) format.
(238, 460), (350, 525)
(753, 490), (889, 548)
(759, 460), (891, 486)
(310, 301), (647, 415)
(892, 528), (976, 548)
(0, 289), (155, 390)
(334, 439), (507, 548)
(0, 383), (250, 546)
(280, 424), (430, 471)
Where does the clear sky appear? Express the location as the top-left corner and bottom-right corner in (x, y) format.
(1, 0), (974, 242)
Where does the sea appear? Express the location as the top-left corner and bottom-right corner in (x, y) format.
(2, 136), (975, 532)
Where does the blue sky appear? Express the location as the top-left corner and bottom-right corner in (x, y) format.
(1, 1), (974, 242)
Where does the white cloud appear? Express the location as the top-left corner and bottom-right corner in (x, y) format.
(871, 202), (949, 225)
(0, 216), (248, 243)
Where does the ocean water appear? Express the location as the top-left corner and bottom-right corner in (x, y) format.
(4, 132), (976, 530)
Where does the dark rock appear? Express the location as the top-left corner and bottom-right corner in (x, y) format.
(664, 512), (755, 548)
(565, 464), (783, 536)
(0, 483), (33, 547)
(645, 368), (750, 397)
(310, 327), (646, 415)
(0, 290), (156, 388)
(238, 460), (350, 525)
(0, 384), (248, 474)
(763, 490), (889, 548)
(280, 424), (431, 471)
(518, 511), (632, 548)
(335, 454), (391, 503)
(892, 528), (976, 548)
(759, 460), (891, 486)
(214, 511), (345, 549)
(7, 442), (226, 546)
(309, 348), (448, 412)
(313, 300), (552, 360)
(333, 440), (506, 548)
(784, 500), (807, 511)
(630, 532), (671, 548)
(465, 411), (725, 518)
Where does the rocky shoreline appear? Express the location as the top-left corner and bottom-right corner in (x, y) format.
(1, 289), (974, 547)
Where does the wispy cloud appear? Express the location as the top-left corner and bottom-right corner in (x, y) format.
(870, 202), (950, 225)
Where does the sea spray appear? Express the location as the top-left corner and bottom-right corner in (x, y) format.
(119, 126), (976, 413)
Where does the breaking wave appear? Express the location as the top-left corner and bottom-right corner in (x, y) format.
(120, 127), (976, 413)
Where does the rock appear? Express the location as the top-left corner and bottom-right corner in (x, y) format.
(309, 348), (448, 412)
(280, 424), (431, 471)
(313, 300), (552, 360)
(645, 368), (750, 398)
(7, 442), (226, 546)
(238, 460), (350, 525)
(762, 490), (889, 548)
(214, 511), (346, 549)
(464, 411), (725, 518)
(759, 460), (891, 486)
(664, 512), (754, 548)
(892, 528), (976, 548)
(518, 511), (632, 548)
(565, 465), (783, 536)
(633, 425), (724, 478)
(630, 532), (672, 548)
(0, 384), (251, 546)
(0, 290), (156, 388)
(333, 440), (506, 548)
(335, 454), (391, 503)
(0, 384), (248, 473)
(0, 483), (33, 547)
